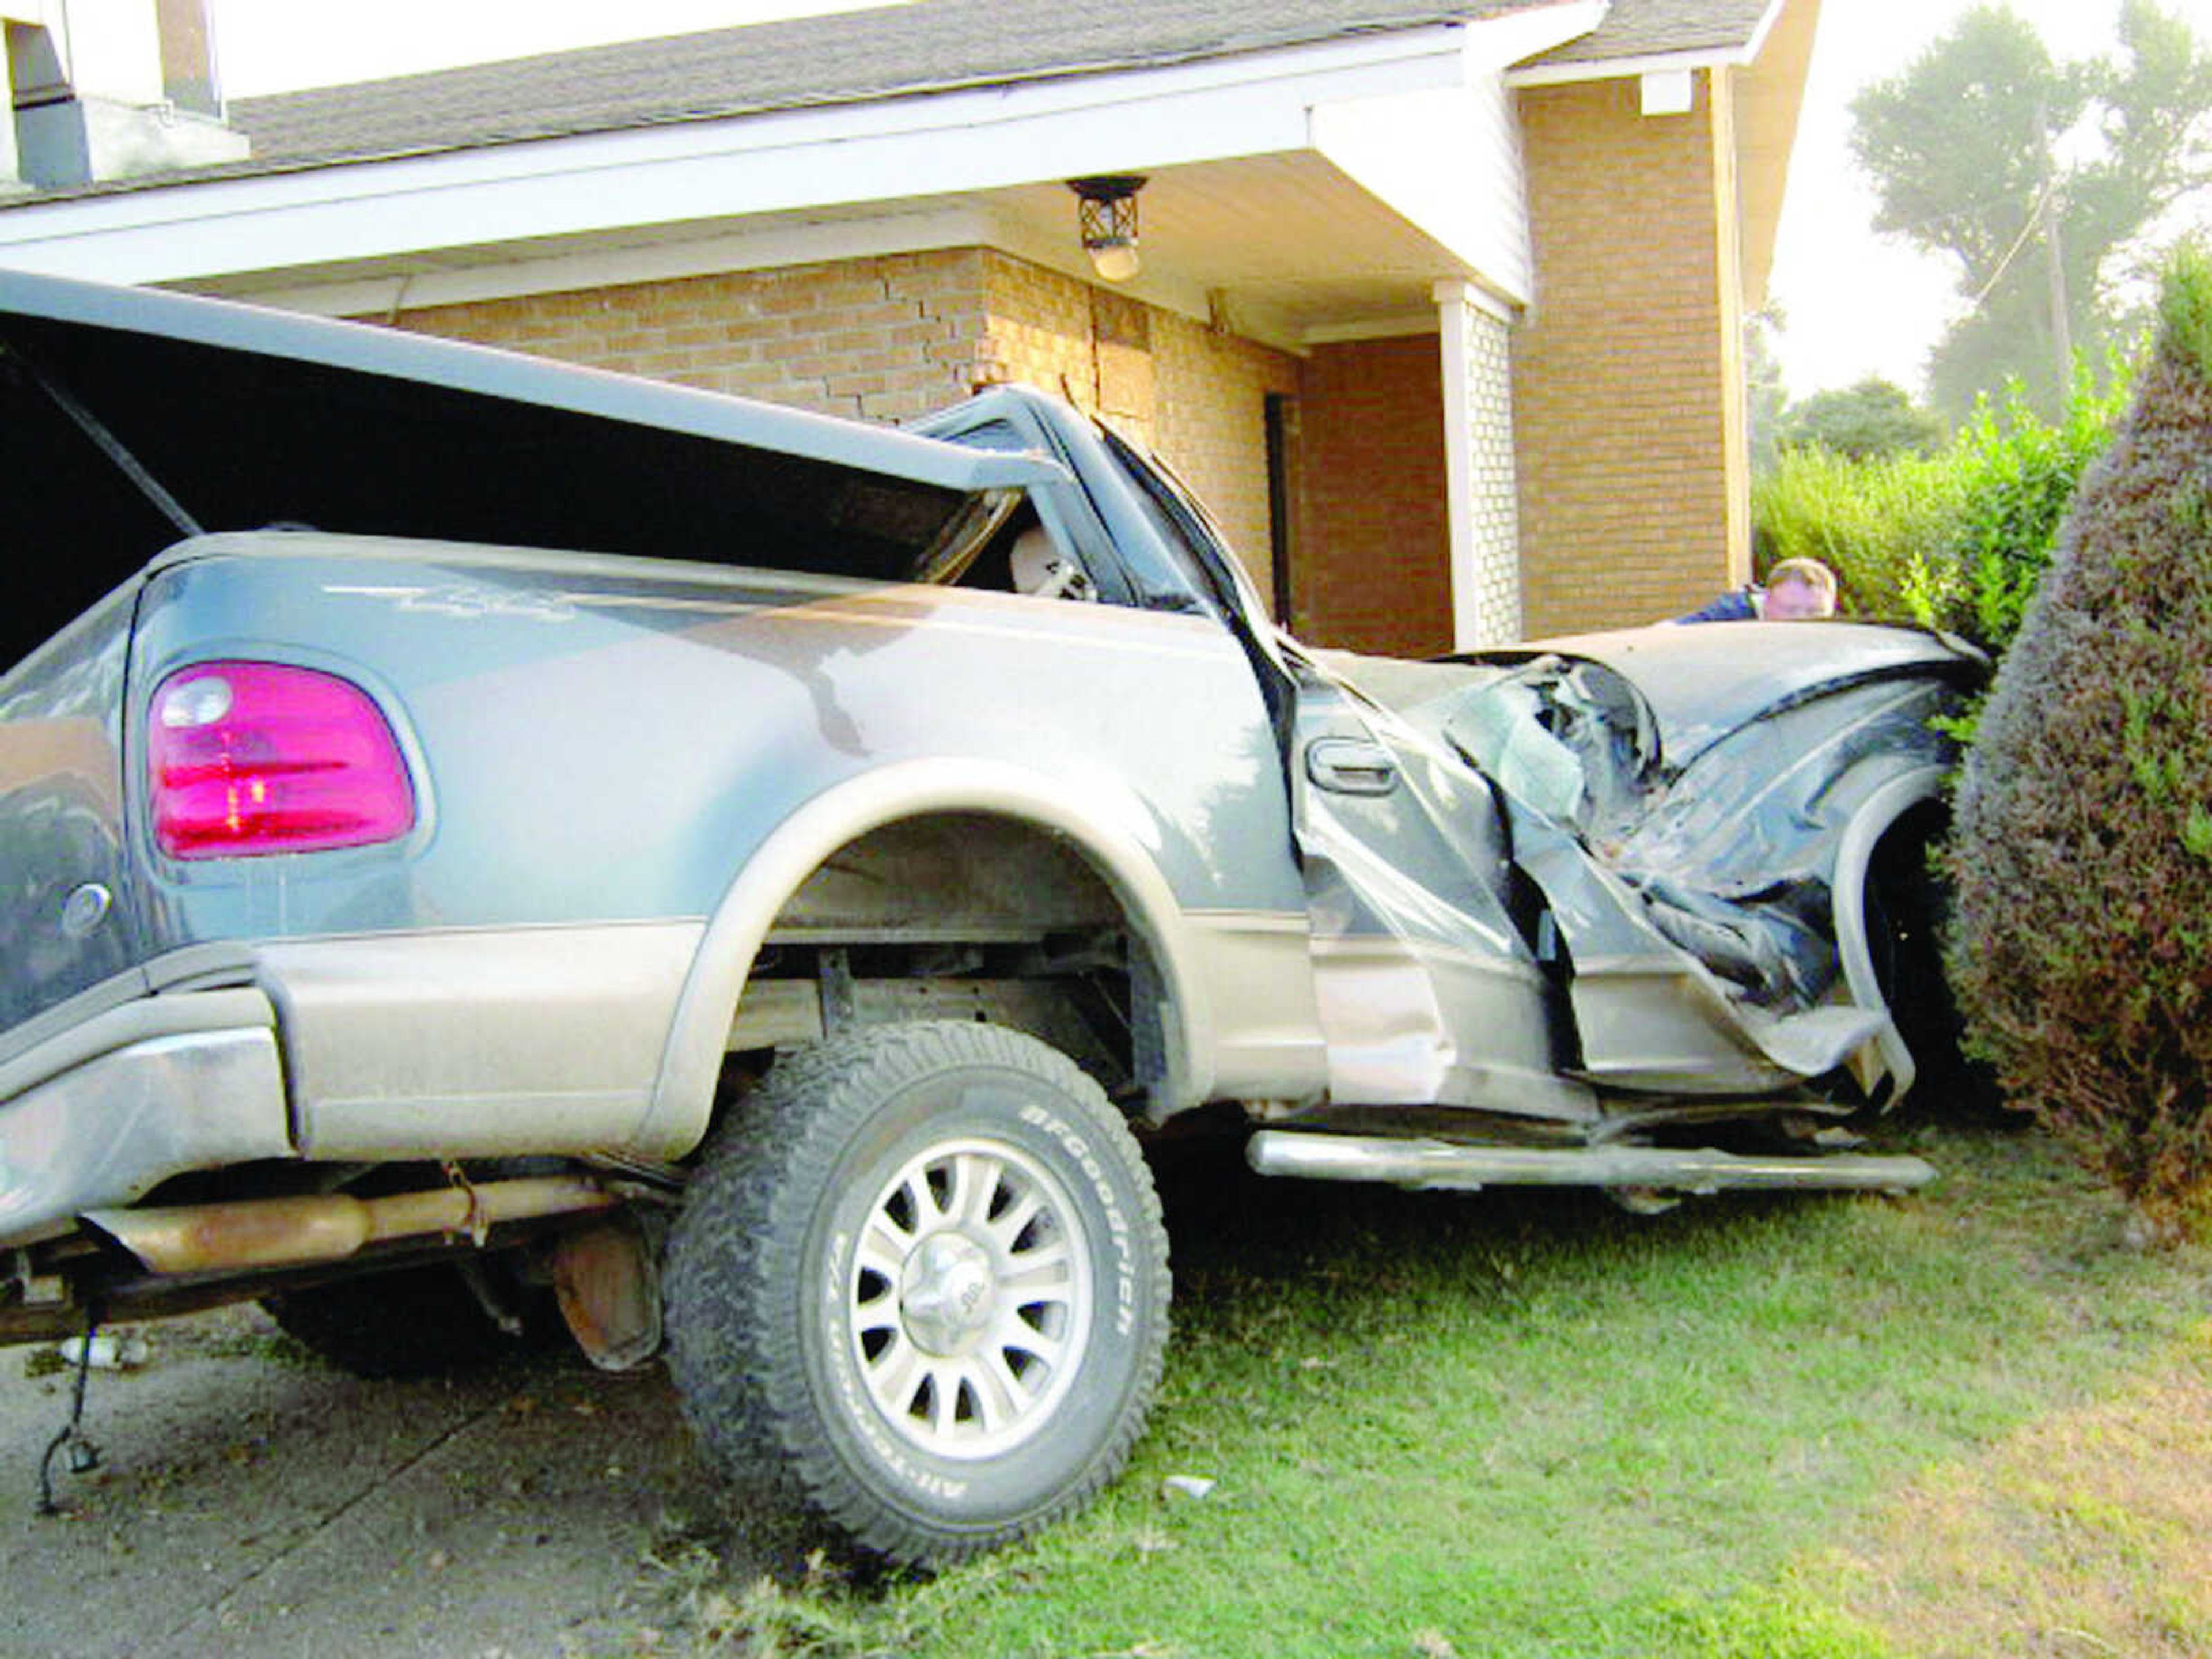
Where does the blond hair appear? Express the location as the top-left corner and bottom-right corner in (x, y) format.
(1765, 557), (1838, 615)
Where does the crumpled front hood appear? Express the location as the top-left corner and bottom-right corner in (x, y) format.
(1462, 620), (1988, 768)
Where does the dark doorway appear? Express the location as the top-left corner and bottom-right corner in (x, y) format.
(1264, 392), (1296, 628)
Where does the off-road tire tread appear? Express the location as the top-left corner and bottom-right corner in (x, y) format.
(665, 1020), (1169, 1565)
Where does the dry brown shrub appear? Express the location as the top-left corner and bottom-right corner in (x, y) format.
(1948, 244), (2212, 1238)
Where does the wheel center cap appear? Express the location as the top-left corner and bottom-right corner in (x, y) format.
(899, 1232), (997, 1356)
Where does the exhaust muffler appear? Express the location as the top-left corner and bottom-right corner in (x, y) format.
(85, 1175), (619, 1275)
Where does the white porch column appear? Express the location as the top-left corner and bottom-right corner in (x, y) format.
(0, 17), (21, 192)
(1434, 278), (1523, 650)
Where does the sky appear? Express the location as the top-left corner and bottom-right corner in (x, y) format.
(1770, 0), (2211, 399)
(209, 0), (2211, 400)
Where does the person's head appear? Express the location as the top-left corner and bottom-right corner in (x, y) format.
(1758, 557), (1838, 621)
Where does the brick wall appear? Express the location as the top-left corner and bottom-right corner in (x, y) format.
(1150, 305), (1301, 592)
(1513, 73), (1738, 635)
(1707, 68), (1752, 595)
(388, 249), (991, 423)
(389, 248), (1301, 597)
(978, 252), (1297, 587)
(1296, 335), (1451, 658)
(974, 252), (1100, 413)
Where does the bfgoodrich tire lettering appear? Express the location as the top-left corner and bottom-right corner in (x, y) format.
(665, 1021), (1171, 1565)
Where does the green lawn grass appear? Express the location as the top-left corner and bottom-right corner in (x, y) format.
(649, 1117), (2212, 1658)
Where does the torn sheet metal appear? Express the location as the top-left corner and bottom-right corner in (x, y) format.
(1292, 661), (1594, 1120)
(1305, 626), (1980, 1105)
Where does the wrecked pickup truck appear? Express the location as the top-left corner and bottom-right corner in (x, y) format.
(0, 271), (1984, 1563)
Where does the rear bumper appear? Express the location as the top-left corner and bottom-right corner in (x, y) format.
(0, 989), (293, 1249)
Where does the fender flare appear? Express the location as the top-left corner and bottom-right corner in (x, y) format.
(1830, 763), (1950, 1107)
(634, 758), (1213, 1158)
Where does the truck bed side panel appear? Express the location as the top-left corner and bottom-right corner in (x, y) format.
(0, 583), (140, 1039)
(124, 539), (1308, 1153)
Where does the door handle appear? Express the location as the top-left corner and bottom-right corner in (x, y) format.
(1305, 737), (1399, 797)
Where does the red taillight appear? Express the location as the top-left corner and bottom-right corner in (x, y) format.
(149, 662), (415, 859)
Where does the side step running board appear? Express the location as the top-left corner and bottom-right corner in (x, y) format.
(1246, 1131), (1936, 1196)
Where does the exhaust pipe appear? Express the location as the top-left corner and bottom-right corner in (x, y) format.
(85, 1175), (619, 1275)
(1247, 1131), (1936, 1196)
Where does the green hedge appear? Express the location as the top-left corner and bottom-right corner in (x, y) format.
(1753, 366), (2132, 659)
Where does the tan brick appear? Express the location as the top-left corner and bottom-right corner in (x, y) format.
(1513, 74), (1741, 634)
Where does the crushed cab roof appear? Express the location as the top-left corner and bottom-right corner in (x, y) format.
(0, 270), (1062, 669)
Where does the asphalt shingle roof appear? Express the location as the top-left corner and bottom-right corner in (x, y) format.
(1523, 0), (1774, 65)
(231, 1), (1544, 165)
(226, 0), (1775, 171)
(0, 0), (1779, 204)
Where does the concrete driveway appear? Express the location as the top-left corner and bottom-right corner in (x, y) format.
(1, 1306), (753, 1658)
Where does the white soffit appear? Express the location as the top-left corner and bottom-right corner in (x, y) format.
(197, 151), (1485, 353)
(0, 24), (1493, 288)
(1304, 2), (1603, 310)
(1308, 73), (1535, 303)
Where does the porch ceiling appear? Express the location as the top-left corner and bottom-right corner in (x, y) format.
(187, 153), (1461, 349)
(995, 155), (1465, 340)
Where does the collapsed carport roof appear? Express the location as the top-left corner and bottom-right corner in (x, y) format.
(0, 269), (1063, 671)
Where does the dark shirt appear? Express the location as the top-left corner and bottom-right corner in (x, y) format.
(1674, 588), (1758, 624)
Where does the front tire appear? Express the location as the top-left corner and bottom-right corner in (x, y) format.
(665, 1021), (1170, 1566)
(1865, 829), (1976, 1106)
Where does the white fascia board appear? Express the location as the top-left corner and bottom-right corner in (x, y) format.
(0, 2), (47, 22)
(1507, 46), (1729, 86)
(0, 26), (1476, 287)
(1460, 0), (1612, 74)
(1505, 0), (1787, 86)
(1432, 274), (1515, 322)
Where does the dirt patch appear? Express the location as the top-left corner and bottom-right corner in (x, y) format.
(0, 1304), (760, 1658)
(1817, 1326), (2212, 1657)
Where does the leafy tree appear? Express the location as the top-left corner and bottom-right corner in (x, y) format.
(1777, 378), (1942, 461)
(1946, 244), (2212, 1240)
(1851, 2), (2212, 424)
